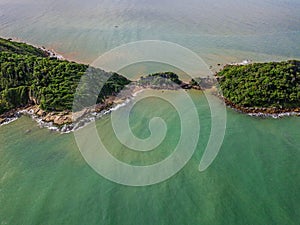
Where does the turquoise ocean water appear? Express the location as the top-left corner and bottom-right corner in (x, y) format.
(0, 0), (300, 224)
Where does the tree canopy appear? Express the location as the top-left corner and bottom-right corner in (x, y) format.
(0, 38), (130, 114)
(216, 60), (300, 108)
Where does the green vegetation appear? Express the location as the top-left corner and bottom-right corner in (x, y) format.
(0, 38), (130, 114)
(138, 72), (182, 87)
(1, 38), (299, 116)
(0, 38), (48, 57)
(216, 60), (300, 108)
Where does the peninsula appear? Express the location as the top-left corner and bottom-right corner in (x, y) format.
(0, 37), (299, 130)
(216, 60), (300, 116)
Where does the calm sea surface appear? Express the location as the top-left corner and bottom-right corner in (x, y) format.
(0, 0), (299, 224)
(0, 0), (300, 65)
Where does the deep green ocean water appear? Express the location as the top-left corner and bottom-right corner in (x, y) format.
(0, 91), (299, 224)
(0, 0), (300, 224)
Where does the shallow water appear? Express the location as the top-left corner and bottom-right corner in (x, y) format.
(0, 0), (299, 67)
(0, 1), (300, 224)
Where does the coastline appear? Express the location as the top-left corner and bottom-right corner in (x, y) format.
(2, 83), (300, 134)
(213, 60), (300, 119)
(0, 85), (146, 133)
(1, 36), (299, 131)
(221, 96), (300, 118)
(0, 83), (201, 133)
(1, 36), (65, 60)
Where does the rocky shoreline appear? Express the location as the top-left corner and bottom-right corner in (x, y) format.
(0, 85), (144, 133)
(0, 83), (199, 132)
(0, 97), (128, 133)
(1, 83), (299, 133)
(4, 36), (65, 60)
(223, 97), (300, 118)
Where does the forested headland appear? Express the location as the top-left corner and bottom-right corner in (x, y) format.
(0, 38), (130, 115)
(1, 37), (300, 127)
(216, 60), (300, 114)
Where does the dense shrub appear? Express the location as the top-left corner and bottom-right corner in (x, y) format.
(216, 61), (300, 108)
(0, 39), (130, 113)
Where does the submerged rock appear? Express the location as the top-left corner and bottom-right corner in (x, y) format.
(25, 129), (31, 134)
